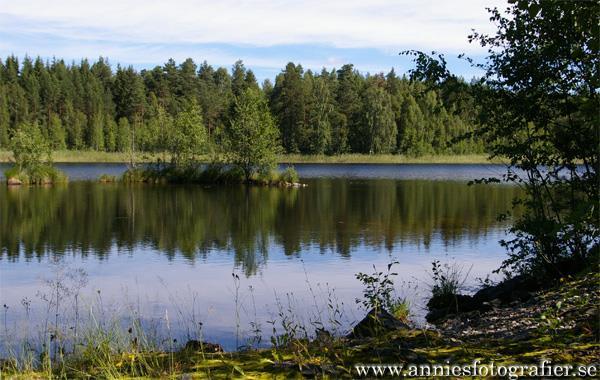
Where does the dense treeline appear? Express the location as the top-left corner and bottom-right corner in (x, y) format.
(0, 56), (484, 156)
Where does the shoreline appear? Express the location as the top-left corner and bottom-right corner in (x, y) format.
(2, 271), (596, 378)
(0, 150), (501, 165)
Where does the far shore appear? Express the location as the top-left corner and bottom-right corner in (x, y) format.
(0, 150), (502, 165)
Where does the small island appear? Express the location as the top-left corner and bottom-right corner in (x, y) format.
(3, 123), (67, 186)
(119, 87), (303, 187)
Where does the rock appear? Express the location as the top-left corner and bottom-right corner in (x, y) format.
(7, 177), (22, 186)
(426, 294), (489, 323)
(426, 275), (544, 324)
(472, 275), (539, 305)
(182, 340), (224, 353)
(347, 308), (409, 339)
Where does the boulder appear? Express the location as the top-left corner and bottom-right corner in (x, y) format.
(182, 340), (224, 353)
(7, 177), (22, 186)
(426, 294), (488, 323)
(426, 275), (541, 324)
(347, 308), (409, 339)
(472, 275), (538, 304)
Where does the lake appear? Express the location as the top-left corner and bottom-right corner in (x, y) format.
(0, 163), (519, 351)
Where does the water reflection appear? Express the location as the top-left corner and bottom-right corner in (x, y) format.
(0, 179), (520, 275)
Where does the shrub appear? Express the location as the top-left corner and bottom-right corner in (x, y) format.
(430, 260), (468, 300)
(4, 166), (21, 180)
(220, 166), (245, 183)
(121, 168), (149, 183)
(197, 164), (225, 183)
(355, 261), (401, 312)
(5, 164), (67, 185)
(255, 169), (279, 185)
(98, 174), (117, 183)
(5, 123), (67, 185)
(280, 167), (299, 184)
(10, 123), (51, 172)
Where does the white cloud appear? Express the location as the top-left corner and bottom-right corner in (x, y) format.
(0, 0), (504, 52)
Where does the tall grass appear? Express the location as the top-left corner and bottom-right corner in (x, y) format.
(0, 150), (498, 164)
(280, 153), (498, 164)
(119, 163), (301, 186)
(429, 260), (472, 300)
(4, 165), (67, 185)
(0, 261), (379, 378)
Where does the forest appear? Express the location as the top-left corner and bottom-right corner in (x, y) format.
(0, 56), (484, 157)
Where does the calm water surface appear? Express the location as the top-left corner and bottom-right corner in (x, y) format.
(0, 164), (518, 351)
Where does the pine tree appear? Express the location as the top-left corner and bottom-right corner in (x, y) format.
(335, 64), (362, 153)
(178, 58), (198, 104)
(198, 62), (230, 136)
(113, 65), (146, 122)
(20, 57), (41, 123)
(231, 60), (247, 98)
(0, 55), (487, 157)
(271, 62), (306, 153)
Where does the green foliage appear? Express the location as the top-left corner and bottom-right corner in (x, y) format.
(116, 117), (131, 153)
(469, 0), (599, 278)
(9, 122), (51, 172)
(104, 118), (117, 152)
(168, 101), (207, 168)
(397, 95), (427, 156)
(361, 81), (397, 154)
(404, 0), (598, 279)
(538, 300), (564, 338)
(89, 114), (105, 151)
(305, 76), (333, 154)
(48, 113), (66, 150)
(280, 166), (299, 184)
(355, 261), (400, 312)
(429, 260), (465, 300)
(113, 65), (146, 121)
(271, 62), (306, 153)
(3, 166), (26, 182)
(4, 163), (66, 185)
(121, 167), (149, 183)
(0, 55), (485, 157)
(223, 87), (282, 182)
(0, 84), (9, 149)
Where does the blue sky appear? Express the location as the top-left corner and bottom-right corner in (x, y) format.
(0, 0), (504, 82)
